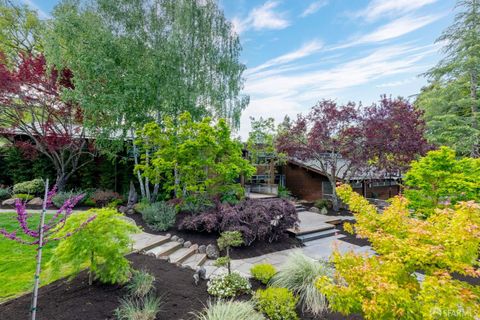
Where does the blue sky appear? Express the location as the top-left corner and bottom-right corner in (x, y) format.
(23, 0), (455, 138)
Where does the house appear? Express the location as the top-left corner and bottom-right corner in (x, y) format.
(283, 158), (401, 201)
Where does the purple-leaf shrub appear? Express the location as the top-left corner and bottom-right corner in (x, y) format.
(179, 198), (299, 245)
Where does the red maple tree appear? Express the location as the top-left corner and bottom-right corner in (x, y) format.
(0, 53), (95, 190)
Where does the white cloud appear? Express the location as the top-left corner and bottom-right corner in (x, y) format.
(21, 0), (50, 19)
(331, 14), (441, 49)
(376, 77), (417, 88)
(232, 1), (290, 34)
(246, 40), (323, 75)
(300, 1), (328, 18)
(356, 0), (438, 22)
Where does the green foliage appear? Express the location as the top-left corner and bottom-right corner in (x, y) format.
(12, 194), (33, 201)
(192, 300), (265, 320)
(404, 147), (480, 217)
(206, 272), (251, 298)
(277, 185), (292, 199)
(217, 231), (244, 251)
(136, 113), (255, 198)
(114, 294), (163, 320)
(139, 202), (177, 232)
(250, 263), (277, 284)
(13, 178), (44, 195)
(270, 252), (333, 316)
(213, 256), (230, 268)
(255, 287), (299, 320)
(317, 184), (480, 319)
(125, 270), (155, 298)
(314, 199), (331, 210)
(181, 193), (215, 214)
(0, 188), (11, 200)
(50, 208), (140, 285)
(219, 184), (245, 205)
(51, 191), (85, 208)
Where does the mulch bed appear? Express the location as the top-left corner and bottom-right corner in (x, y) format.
(130, 211), (303, 259)
(0, 254), (210, 320)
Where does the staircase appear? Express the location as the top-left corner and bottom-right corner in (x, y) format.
(132, 233), (227, 279)
(289, 203), (339, 243)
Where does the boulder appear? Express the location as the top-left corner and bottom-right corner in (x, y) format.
(177, 238), (185, 244)
(309, 207), (321, 214)
(27, 197), (44, 207)
(206, 244), (219, 259)
(126, 207), (136, 215)
(171, 235), (179, 242)
(183, 241), (192, 248)
(118, 206), (128, 213)
(2, 198), (17, 207)
(127, 181), (138, 207)
(320, 207), (328, 215)
(198, 245), (206, 254)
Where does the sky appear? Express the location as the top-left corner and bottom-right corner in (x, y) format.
(24, 0), (455, 138)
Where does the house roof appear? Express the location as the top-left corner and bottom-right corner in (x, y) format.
(288, 157), (401, 181)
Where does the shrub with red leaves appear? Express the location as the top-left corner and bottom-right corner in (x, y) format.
(179, 198), (298, 245)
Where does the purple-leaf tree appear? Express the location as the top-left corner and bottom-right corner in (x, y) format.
(0, 180), (96, 320)
(277, 100), (366, 210)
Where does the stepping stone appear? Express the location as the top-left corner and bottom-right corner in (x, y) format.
(145, 241), (182, 258)
(169, 244), (198, 264)
(132, 234), (170, 252)
(204, 265), (228, 279)
(182, 253), (207, 270)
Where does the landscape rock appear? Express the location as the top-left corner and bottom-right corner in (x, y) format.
(118, 206), (127, 213)
(206, 244), (219, 259)
(127, 181), (138, 207)
(309, 207), (321, 214)
(320, 207), (328, 215)
(177, 238), (185, 244)
(118, 216), (137, 226)
(166, 233), (171, 238)
(126, 207), (135, 215)
(198, 245), (206, 254)
(171, 235), (179, 242)
(2, 198), (17, 207)
(183, 241), (192, 248)
(27, 197), (44, 207)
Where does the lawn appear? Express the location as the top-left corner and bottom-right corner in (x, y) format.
(0, 212), (61, 302)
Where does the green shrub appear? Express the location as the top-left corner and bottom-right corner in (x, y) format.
(0, 188), (11, 200)
(51, 191), (85, 208)
(270, 252), (333, 316)
(192, 300), (265, 320)
(219, 184), (245, 205)
(50, 208), (140, 285)
(206, 271), (251, 298)
(134, 198), (150, 213)
(126, 270), (155, 298)
(12, 194), (34, 201)
(140, 201), (177, 231)
(314, 199), (331, 210)
(250, 263), (277, 284)
(114, 294), (163, 320)
(13, 178), (44, 195)
(278, 185), (292, 199)
(181, 193), (215, 214)
(255, 287), (299, 320)
(83, 198), (96, 207)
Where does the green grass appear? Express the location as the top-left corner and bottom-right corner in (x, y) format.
(0, 212), (61, 302)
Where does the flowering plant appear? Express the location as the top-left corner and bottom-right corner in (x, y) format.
(207, 272), (251, 298)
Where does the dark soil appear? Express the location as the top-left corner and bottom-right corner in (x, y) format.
(336, 222), (372, 247)
(0, 254), (209, 320)
(130, 211), (303, 259)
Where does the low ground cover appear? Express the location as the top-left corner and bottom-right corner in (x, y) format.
(0, 212), (60, 301)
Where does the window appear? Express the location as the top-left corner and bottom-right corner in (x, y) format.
(322, 181), (333, 195)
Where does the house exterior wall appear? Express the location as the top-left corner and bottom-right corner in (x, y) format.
(285, 162), (400, 201)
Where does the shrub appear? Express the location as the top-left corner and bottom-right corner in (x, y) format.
(180, 198), (298, 245)
(140, 201), (177, 231)
(206, 271), (251, 298)
(250, 263), (277, 284)
(12, 194), (34, 201)
(316, 184), (480, 319)
(52, 191), (85, 208)
(277, 185), (292, 199)
(114, 294), (163, 320)
(270, 252), (333, 316)
(91, 189), (123, 207)
(126, 270), (155, 298)
(50, 208), (140, 285)
(0, 188), (11, 200)
(255, 287), (299, 320)
(214, 231), (243, 274)
(13, 178), (44, 195)
(192, 300), (265, 320)
(134, 198), (151, 213)
(314, 199), (331, 210)
(404, 146), (480, 218)
(181, 193), (215, 214)
(219, 184), (245, 205)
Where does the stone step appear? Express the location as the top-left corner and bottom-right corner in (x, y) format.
(297, 228), (338, 243)
(169, 244), (198, 264)
(181, 253), (208, 270)
(132, 234), (171, 253)
(145, 241), (182, 258)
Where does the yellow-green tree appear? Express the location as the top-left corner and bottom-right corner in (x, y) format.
(317, 184), (480, 320)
